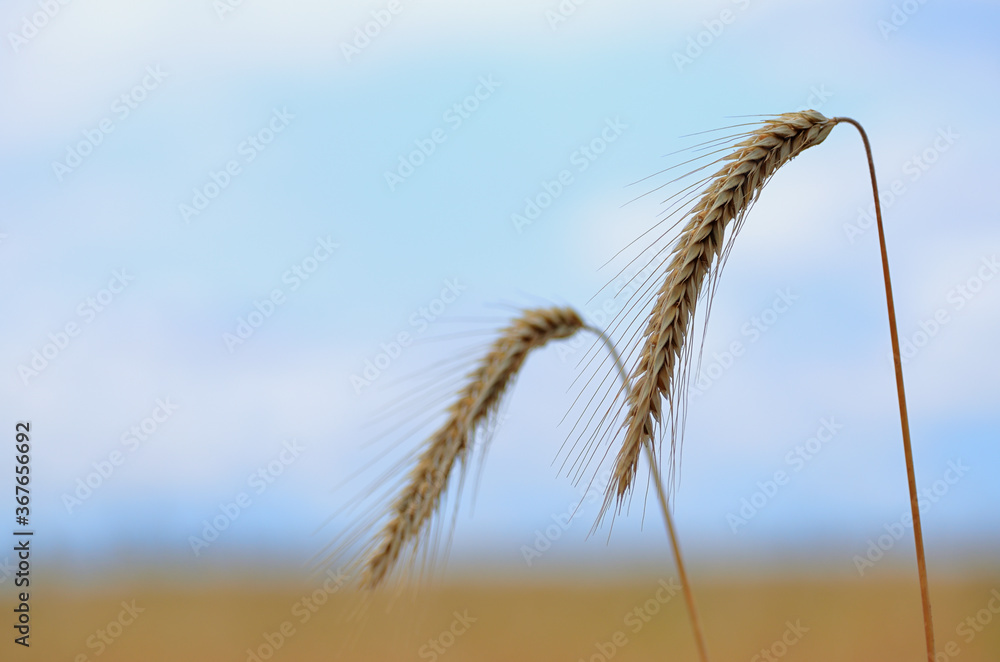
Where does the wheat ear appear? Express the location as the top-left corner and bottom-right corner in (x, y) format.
(360, 306), (583, 588)
(606, 110), (837, 516)
(605, 110), (934, 658)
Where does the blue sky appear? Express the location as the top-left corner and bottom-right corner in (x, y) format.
(1, 0), (997, 580)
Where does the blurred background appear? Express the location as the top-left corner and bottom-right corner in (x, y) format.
(1, 0), (998, 659)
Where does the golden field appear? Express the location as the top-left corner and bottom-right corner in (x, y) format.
(16, 565), (1000, 661)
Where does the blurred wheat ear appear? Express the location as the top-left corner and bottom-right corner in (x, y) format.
(351, 305), (711, 661)
(359, 306), (584, 589)
(604, 110), (934, 660)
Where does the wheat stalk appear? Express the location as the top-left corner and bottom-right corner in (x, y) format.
(360, 306), (583, 588)
(588, 324), (710, 662)
(605, 110), (837, 517)
(836, 116), (935, 660)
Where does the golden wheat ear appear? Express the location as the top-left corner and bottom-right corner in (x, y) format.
(359, 306), (583, 589)
(600, 111), (934, 660)
(604, 110), (837, 519)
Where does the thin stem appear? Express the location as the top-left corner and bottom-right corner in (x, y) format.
(644, 442), (709, 662)
(834, 117), (935, 661)
(585, 325), (710, 662)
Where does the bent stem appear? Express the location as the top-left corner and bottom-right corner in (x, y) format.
(834, 117), (936, 661)
(586, 325), (710, 662)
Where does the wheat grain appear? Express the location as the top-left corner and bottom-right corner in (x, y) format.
(360, 306), (584, 588)
(604, 110), (837, 518)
